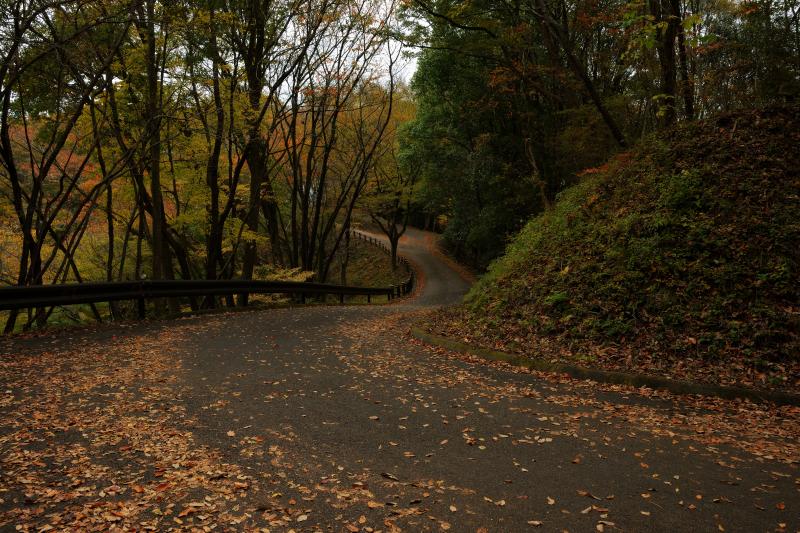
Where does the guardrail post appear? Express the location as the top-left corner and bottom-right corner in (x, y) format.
(300, 293), (306, 304)
(137, 281), (146, 319)
(339, 293), (344, 304)
(367, 294), (371, 303)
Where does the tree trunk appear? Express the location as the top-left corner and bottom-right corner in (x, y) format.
(534, 0), (628, 147)
(652, 0), (679, 126)
(239, 138), (265, 306)
(205, 4), (224, 300)
(340, 225), (351, 285)
(239, 0), (268, 305)
(390, 236), (399, 270)
(672, 0), (694, 120)
(145, 0), (175, 314)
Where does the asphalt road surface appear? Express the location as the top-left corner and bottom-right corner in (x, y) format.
(1, 227), (798, 532)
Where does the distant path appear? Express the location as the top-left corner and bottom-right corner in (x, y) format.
(1, 228), (798, 532)
(357, 226), (473, 306)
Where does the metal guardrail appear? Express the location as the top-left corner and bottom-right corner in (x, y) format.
(349, 229), (414, 297)
(0, 231), (416, 323)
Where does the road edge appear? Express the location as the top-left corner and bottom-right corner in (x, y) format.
(410, 327), (800, 407)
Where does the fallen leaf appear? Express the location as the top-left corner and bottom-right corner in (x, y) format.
(178, 507), (197, 518)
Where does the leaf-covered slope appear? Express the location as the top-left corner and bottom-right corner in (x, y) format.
(432, 106), (800, 389)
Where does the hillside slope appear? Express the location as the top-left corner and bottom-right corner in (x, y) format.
(427, 106), (800, 390)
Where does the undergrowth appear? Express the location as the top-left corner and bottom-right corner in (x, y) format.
(430, 105), (800, 390)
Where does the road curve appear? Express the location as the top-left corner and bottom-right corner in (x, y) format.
(359, 226), (473, 307)
(1, 228), (798, 532)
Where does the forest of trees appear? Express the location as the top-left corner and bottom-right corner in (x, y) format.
(0, 0), (417, 330)
(399, 0), (800, 266)
(1, 0), (799, 330)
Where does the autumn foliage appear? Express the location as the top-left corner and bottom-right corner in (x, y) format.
(428, 106), (800, 391)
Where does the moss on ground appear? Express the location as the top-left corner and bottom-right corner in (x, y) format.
(429, 105), (800, 391)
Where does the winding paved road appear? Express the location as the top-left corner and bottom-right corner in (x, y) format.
(1, 227), (798, 532)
